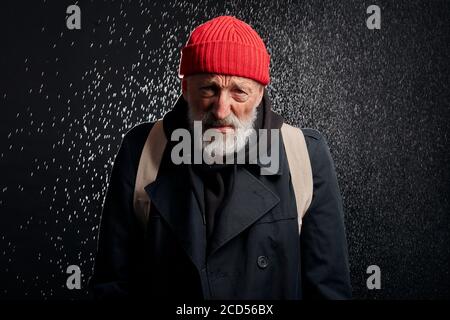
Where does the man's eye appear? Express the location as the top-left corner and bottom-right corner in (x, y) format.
(200, 86), (216, 95)
(234, 89), (247, 95)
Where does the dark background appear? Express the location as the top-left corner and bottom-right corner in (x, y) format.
(1, 0), (449, 300)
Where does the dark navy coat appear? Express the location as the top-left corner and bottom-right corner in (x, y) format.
(89, 121), (352, 300)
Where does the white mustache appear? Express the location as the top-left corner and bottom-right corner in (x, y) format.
(201, 111), (245, 131)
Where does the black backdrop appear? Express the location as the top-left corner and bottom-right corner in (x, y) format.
(1, 0), (449, 300)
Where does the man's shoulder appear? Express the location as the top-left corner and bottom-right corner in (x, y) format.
(299, 127), (325, 153)
(118, 121), (157, 164)
(282, 124), (326, 157)
(300, 127), (323, 141)
(298, 127), (331, 165)
(122, 121), (156, 143)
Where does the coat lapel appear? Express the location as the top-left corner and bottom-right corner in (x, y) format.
(208, 167), (280, 255)
(145, 165), (281, 266)
(145, 167), (206, 271)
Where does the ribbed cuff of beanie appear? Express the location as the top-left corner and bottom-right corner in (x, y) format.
(179, 41), (270, 86)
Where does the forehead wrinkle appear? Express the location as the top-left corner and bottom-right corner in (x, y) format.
(202, 76), (255, 92)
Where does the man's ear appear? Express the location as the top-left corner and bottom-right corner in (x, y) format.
(181, 78), (188, 100)
(257, 85), (265, 106)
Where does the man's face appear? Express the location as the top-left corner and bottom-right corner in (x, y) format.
(182, 74), (264, 157)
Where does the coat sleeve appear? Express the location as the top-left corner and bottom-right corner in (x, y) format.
(88, 125), (150, 300)
(300, 130), (352, 299)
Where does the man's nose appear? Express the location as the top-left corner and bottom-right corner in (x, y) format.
(211, 92), (231, 120)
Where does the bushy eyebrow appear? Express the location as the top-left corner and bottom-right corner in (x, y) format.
(199, 79), (254, 93)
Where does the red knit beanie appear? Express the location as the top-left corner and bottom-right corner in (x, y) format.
(179, 16), (270, 85)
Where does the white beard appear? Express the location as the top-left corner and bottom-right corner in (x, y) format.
(188, 105), (258, 158)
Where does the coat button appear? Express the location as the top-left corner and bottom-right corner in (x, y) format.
(257, 255), (269, 269)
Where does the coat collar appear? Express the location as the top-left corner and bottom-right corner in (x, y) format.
(145, 164), (280, 270)
(207, 167), (280, 255)
(145, 166), (206, 270)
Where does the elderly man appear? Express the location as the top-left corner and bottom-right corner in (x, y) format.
(89, 16), (352, 300)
